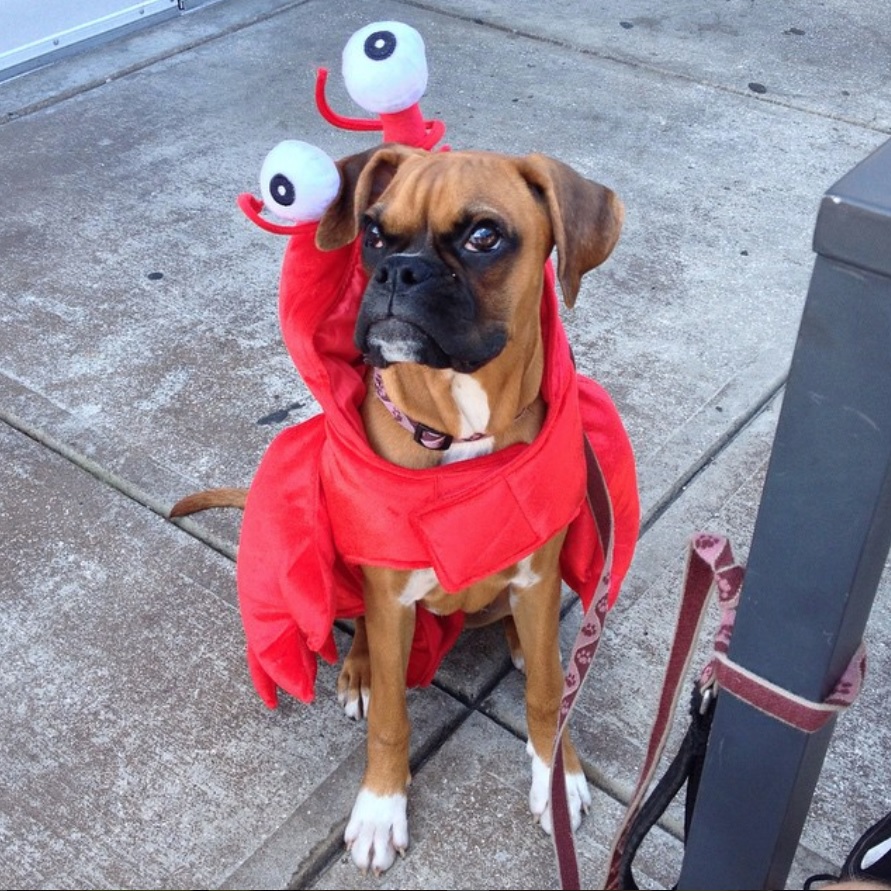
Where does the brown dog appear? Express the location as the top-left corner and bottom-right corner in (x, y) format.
(173, 144), (624, 874)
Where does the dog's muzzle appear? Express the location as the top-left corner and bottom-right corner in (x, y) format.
(355, 254), (507, 372)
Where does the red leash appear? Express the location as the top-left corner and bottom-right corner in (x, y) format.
(602, 534), (865, 889)
(548, 479), (867, 889)
(549, 439), (615, 890)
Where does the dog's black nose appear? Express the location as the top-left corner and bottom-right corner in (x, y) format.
(374, 255), (437, 289)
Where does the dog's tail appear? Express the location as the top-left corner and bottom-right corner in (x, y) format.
(169, 487), (248, 518)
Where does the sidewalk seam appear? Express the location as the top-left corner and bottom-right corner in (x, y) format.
(0, 405), (237, 560)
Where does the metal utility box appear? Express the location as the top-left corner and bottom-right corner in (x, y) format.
(679, 136), (891, 889)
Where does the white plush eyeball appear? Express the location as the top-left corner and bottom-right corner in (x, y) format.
(342, 21), (428, 115)
(259, 140), (340, 222)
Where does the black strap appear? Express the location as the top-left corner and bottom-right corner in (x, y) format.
(617, 684), (716, 890)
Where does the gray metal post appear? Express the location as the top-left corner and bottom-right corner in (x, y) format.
(677, 136), (891, 890)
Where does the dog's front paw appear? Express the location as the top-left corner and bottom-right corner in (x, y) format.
(344, 789), (409, 875)
(527, 742), (592, 835)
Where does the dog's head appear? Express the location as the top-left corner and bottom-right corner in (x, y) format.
(317, 144), (623, 373)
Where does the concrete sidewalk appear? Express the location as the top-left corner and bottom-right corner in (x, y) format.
(2, 1), (889, 888)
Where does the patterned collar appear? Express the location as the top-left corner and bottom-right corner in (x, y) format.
(372, 368), (487, 451)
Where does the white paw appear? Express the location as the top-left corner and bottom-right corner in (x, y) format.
(527, 742), (592, 835)
(337, 685), (370, 721)
(344, 788), (409, 875)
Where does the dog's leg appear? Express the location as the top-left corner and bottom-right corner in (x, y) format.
(509, 535), (592, 835)
(337, 618), (372, 720)
(502, 615), (525, 671)
(344, 567), (417, 874)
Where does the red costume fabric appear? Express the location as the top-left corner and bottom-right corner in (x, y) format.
(236, 223), (640, 708)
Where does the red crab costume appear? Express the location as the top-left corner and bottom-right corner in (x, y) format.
(234, 21), (640, 708)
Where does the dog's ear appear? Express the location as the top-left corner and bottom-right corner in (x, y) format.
(518, 154), (624, 308)
(316, 144), (417, 250)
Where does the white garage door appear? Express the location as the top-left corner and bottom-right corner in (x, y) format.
(0, 0), (180, 78)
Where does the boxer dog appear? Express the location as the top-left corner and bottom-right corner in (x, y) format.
(172, 144), (624, 874)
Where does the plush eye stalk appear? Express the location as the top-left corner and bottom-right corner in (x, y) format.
(464, 222), (503, 253)
(342, 21), (428, 115)
(259, 140), (340, 223)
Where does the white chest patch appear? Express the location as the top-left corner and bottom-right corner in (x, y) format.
(451, 373), (491, 437)
(398, 567), (440, 606)
(440, 436), (494, 464)
(439, 373), (495, 465)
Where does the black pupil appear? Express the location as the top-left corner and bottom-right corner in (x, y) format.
(473, 227), (497, 247)
(270, 173), (295, 207)
(364, 30), (397, 61)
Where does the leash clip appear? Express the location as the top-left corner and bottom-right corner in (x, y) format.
(699, 684), (716, 716)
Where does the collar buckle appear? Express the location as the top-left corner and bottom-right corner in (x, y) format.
(412, 423), (453, 451)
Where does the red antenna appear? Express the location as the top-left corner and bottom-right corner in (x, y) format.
(314, 67), (445, 150)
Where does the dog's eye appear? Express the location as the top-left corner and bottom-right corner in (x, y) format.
(465, 224), (502, 253)
(364, 222), (385, 250)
